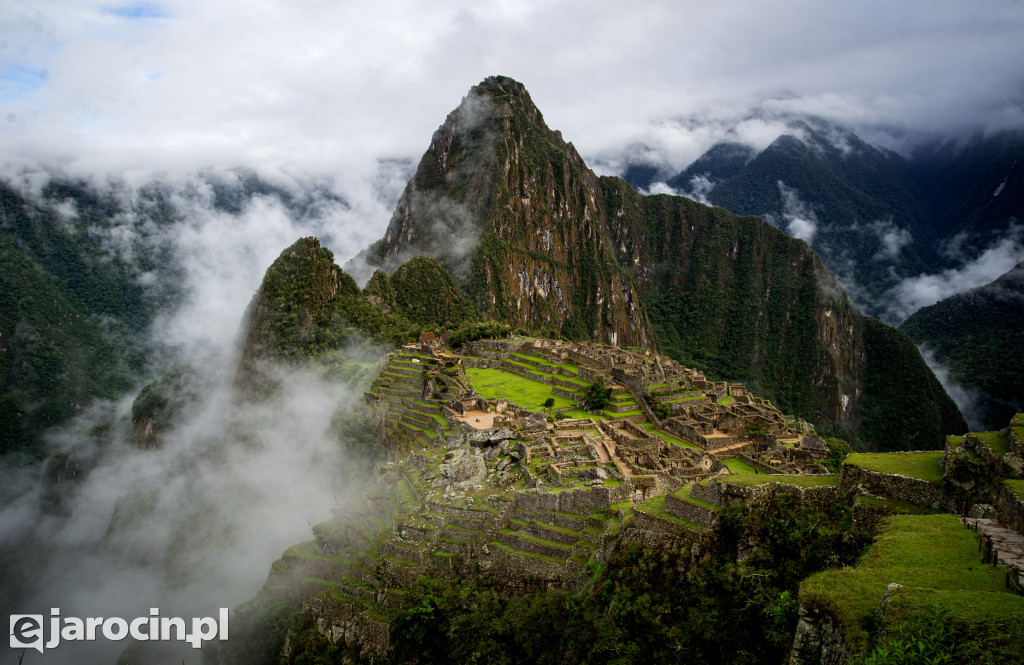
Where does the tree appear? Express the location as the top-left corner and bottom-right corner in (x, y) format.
(579, 378), (612, 412)
(542, 397), (555, 409)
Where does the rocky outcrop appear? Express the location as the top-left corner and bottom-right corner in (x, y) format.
(789, 605), (849, 665)
(235, 237), (355, 390)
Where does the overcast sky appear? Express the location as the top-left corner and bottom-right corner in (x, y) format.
(2, 0), (1023, 180)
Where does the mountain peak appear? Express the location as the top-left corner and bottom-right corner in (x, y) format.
(353, 80), (964, 445)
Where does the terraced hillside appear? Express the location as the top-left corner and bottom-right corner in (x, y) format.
(233, 337), (838, 658)
(232, 339), (1023, 664)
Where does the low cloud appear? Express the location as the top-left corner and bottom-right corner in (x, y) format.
(0, 172), (389, 663)
(917, 346), (983, 431)
(869, 218), (913, 262)
(882, 223), (1024, 323)
(776, 180), (818, 245)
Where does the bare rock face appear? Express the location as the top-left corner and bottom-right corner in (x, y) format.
(452, 455), (487, 489)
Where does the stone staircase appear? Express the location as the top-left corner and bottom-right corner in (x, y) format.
(966, 517), (1024, 591)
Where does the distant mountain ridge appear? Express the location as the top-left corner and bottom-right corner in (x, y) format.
(353, 76), (965, 449)
(628, 119), (1024, 322)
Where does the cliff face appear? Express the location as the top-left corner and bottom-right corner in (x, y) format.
(598, 180), (864, 430)
(357, 76), (964, 446)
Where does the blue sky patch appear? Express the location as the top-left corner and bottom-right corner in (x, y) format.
(0, 64), (47, 101)
(103, 3), (167, 19)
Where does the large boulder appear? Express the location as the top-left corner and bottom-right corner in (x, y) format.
(452, 455), (487, 490)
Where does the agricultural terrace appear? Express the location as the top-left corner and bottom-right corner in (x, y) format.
(800, 514), (1024, 654)
(844, 451), (944, 483)
(465, 367), (575, 411)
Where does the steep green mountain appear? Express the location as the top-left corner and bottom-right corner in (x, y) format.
(236, 237), (406, 381)
(385, 256), (478, 328)
(0, 180), (159, 456)
(900, 261), (1024, 430)
(359, 76), (653, 348)
(666, 120), (937, 309)
(235, 238), (478, 392)
(0, 238), (135, 456)
(356, 76), (964, 448)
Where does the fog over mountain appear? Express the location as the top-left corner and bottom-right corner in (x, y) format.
(0, 171), (394, 663)
(3, 0), (1023, 181)
(1, 2), (1023, 661)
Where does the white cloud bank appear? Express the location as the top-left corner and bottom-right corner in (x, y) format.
(0, 0), (1022, 182)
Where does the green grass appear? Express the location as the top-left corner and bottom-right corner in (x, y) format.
(641, 425), (700, 449)
(845, 451), (944, 483)
(974, 431), (1011, 457)
(1005, 479), (1024, 501)
(718, 396), (735, 405)
(489, 539), (567, 564)
(283, 540), (344, 561)
(633, 495), (707, 531)
(466, 367), (576, 410)
(800, 514), (1024, 650)
(723, 459), (756, 474)
(671, 484), (721, 512)
(713, 474), (840, 488)
(853, 494), (940, 515)
(511, 352), (580, 376)
(560, 409), (603, 421)
(601, 409), (643, 418)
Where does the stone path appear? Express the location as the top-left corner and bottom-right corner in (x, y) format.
(602, 438), (633, 476)
(710, 440), (749, 454)
(965, 517), (1024, 588)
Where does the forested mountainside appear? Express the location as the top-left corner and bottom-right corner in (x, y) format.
(0, 180), (157, 456)
(0, 171), (356, 456)
(901, 261), (1024, 431)
(634, 118), (1024, 323)
(356, 76), (964, 449)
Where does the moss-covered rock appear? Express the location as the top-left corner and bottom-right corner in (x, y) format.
(364, 269), (397, 313)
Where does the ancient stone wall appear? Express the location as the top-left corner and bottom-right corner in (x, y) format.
(664, 494), (718, 527)
(998, 482), (1024, 534)
(839, 464), (945, 510)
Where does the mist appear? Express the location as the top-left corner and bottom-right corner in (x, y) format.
(0, 172), (393, 663)
(917, 346), (984, 432)
(881, 222), (1024, 324)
